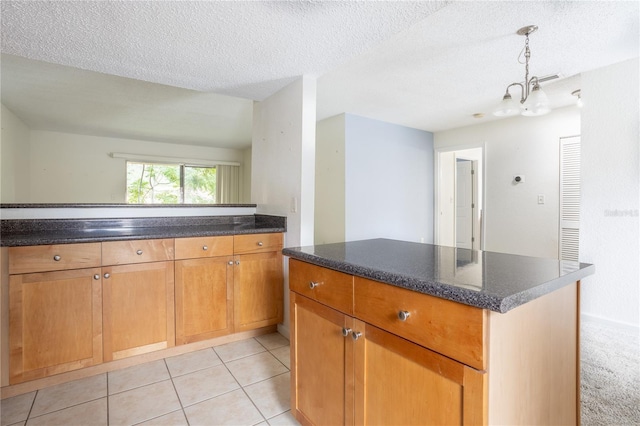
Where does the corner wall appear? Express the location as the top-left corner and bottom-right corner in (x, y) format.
(580, 58), (639, 329)
(344, 114), (434, 243)
(252, 76), (317, 335)
(1, 105), (31, 202)
(315, 114), (346, 244)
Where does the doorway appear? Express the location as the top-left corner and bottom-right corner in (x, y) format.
(435, 147), (484, 250)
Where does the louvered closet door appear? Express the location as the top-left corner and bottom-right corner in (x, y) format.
(560, 136), (581, 262)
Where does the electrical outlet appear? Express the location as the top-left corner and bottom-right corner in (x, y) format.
(538, 194), (545, 204)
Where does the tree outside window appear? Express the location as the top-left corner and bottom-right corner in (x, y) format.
(126, 162), (217, 204)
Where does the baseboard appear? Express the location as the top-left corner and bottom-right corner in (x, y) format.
(277, 323), (290, 340)
(581, 312), (640, 334)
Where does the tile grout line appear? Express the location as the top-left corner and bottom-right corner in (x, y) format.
(12, 335), (292, 426)
(218, 338), (269, 425)
(162, 357), (191, 426)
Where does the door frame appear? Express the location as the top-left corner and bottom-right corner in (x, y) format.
(434, 143), (486, 250)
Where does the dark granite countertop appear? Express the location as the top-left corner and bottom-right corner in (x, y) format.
(1, 214), (285, 246)
(283, 238), (594, 313)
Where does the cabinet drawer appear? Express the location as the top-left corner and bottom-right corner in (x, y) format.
(175, 236), (233, 259)
(8, 243), (101, 274)
(289, 259), (354, 315)
(354, 277), (485, 370)
(102, 239), (174, 265)
(234, 233), (282, 254)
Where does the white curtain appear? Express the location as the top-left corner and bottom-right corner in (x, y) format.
(216, 165), (240, 204)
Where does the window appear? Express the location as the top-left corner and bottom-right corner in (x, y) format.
(126, 162), (217, 204)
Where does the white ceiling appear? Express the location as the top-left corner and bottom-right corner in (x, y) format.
(1, 1), (638, 149)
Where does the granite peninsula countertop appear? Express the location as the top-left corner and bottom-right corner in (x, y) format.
(1, 214), (286, 247)
(283, 238), (595, 313)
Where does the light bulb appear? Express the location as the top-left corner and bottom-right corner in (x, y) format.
(493, 93), (521, 117)
(522, 85), (550, 116)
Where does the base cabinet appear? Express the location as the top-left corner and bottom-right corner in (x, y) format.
(233, 234), (283, 332)
(291, 293), (354, 426)
(291, 292), (485, 426)
(102, 261), (175, 361)
(3, 232), (284, 386)
(175, 256), (234, 344)
(8, 268), (103, 384)
(353, 319), (485, 425)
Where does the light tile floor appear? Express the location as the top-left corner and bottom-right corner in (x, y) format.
(1, 333), (299, 426)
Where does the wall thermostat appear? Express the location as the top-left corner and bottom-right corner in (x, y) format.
(513, 175), (525, 183)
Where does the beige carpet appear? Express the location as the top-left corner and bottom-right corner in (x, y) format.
(581, 319), (640, 425)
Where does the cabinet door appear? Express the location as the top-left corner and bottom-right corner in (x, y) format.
(291, 292), (354, 426)
(175, 256), (234, 345)
(353, 319), (487, 426)
(102, 261), (175, 361)
(9, 268), (103, 384)
(233, 251), (283, 332)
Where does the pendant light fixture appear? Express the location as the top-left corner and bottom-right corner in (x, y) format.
(493, 25), (550, 117)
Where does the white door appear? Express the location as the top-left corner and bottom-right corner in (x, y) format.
(455, 159), (473, 249)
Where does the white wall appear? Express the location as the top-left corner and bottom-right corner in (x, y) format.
(315, 113), (434, 245)
(1, 105), (31, 202)
(252, 76), (317, 336)
(315, 114), (346, 244)
(26, 130), (246, 203)
(344, 114), (434, 244)
(580, 58), (639, 329)
(242, 148), (252, 203)
(435, 107), (581, 259)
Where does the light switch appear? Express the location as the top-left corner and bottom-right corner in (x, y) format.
(538, 194), (545, 204)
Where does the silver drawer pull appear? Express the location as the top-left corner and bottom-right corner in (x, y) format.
(104, 273), (110, 279)
(398, 310), (411, 321)
(136, 249), (143, 255)
(351, 331), (362, 341)
(53, 255), (61, 261)
(342, 327), (352, 337)
(93, 274), (100, 280)
(257, 241), (263, 246)
(309, 281), (320, 289)
(203, 245), (208, 251)
(228, 260), (234, 265)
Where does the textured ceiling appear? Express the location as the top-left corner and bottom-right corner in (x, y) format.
(1, 1), (638, 148)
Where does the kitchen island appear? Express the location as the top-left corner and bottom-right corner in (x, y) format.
(283, 238), (594, 425)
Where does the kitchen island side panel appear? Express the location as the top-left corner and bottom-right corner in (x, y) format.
(488, 281), (579, 425)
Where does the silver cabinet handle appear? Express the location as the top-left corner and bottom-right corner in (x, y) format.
(398, 310), (411, 321)
(136, 249), (143, 255)
(93, 274), (100, 280)
(228, 260), (234, 265)
(351, 331), (362, 341)
(104, 273), (110, 279)
(309, 281), (319, 289)
(257, 241), (263, 246)
(235, 260), (240, 265)
(53, 255), (61, 261)
(342, 327), (352, 337)
(203, 245), (208, 251)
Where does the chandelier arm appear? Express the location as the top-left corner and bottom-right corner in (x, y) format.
(505, 82), (525, 103)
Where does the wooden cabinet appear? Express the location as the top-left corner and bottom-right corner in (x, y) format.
(289, 259), (487, 426)
(353, 320), (485, 425)
(175, 236), (234, 345)
(7, 243), (103, 384)
(290, 292), (354, 426)
(3, 232), (284, 385)
(233, 234), (283, 332)
(102, 239), (175, 361)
